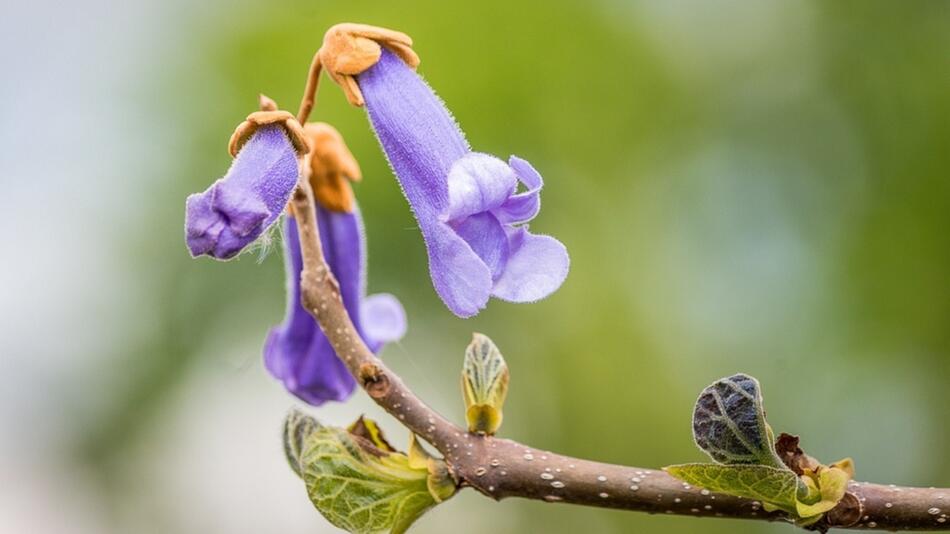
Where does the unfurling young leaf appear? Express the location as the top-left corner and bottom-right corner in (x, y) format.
(691, 373), (785, 469)
(283, 411), (457, 534)
(461, 333), (509, 435)
(407, 433), (432, 470)
(404, 434), (454, 502)
(667, 374), (857, 523)
(794, 458), (855, 518)
(665, 463), (804, 513)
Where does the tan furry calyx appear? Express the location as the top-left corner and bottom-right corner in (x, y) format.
(303, 122), (361, 212)
(228, 95), (311, 157)
(297, 23), (420, 121)
(320, 23), (419, 107)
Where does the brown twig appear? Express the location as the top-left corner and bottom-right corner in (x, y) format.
(296, 52), (322, 125)
(289, 179), (950, 531)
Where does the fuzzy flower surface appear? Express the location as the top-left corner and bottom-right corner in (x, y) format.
(185, 124), (299, 259)
(265, 213), (406, 405)
(356, 48), (569, 317)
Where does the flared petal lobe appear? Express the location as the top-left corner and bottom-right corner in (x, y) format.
(491, 227), (569, 303)
(265, 211), (406, 406)
(497, 156), (543, 224)
(185, 125), (299, 260)
(421, 220), (494, 318)
(358, 48), (569, 317)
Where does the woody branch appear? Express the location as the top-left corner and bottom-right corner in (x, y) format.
(289, 179), (950, 532)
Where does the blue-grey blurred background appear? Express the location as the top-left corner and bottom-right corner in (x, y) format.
(1, 1), (947, 533)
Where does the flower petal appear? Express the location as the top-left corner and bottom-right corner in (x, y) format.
(356, 48), (571, 315)
(360, 293), (407, 350)
(264, 219), (355, 406)
(317, 207), (364, 313)
(262, 216), (314, 381)
(184, 192), (224, 256)
(444, 153), (517, 221)
(496, 155), (543, 224)
(184, 124), (299, 260)
(212, 181), (269, 235)
(449, 212), (509, 280)
(491, 227), (570, 303)
(265, 328), (356, 406)
(421, 221), (493, 318)
(358, 47), (470, 216)
(265, 208), (402, 406)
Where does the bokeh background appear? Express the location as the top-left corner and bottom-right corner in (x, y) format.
(1, 1), (947, 533)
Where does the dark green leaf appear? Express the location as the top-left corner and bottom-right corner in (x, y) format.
(692, 373), (784, 468)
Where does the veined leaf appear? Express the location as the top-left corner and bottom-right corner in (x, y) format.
(461, 333), (509, 435)
(665, 463), (804, 513)
(284, 412), (456, 534)
(284, 408), (321, 477)
(300, 426), (434, 534)
(692, 373), (785, 468)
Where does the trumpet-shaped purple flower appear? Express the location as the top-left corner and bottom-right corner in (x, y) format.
(356, 48), (569, 317)
(185, 124), (299, 259)
(264, 211), (406, 406)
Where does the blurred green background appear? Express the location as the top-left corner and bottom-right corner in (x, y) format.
(1, 1), (947, 533)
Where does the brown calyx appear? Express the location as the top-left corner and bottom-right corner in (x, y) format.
(301, 122), (361, 212)
(297, 23), (420, 119)
(320, 23), (420, 106)
(228, 94), (310, 157)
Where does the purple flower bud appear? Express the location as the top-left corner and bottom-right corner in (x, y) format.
(264, 210), (406, 406)
(357, 49), (569, 317)
(185, 125), (300, 259)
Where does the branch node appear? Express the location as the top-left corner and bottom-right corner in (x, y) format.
(824, 492), (863, 528)
(358, 363), (390, 398)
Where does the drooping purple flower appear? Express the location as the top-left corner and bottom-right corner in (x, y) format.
(185, 124), (299, 259)
(264, 210), (406, 406)
(356, 48), (569, 317)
